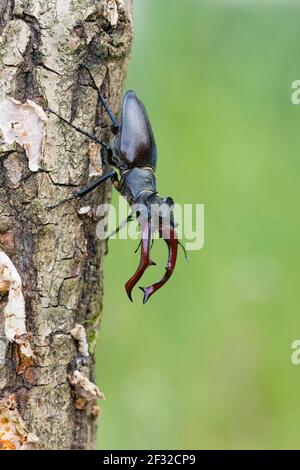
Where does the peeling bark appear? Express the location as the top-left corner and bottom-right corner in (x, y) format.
(0, 0), (133, 450)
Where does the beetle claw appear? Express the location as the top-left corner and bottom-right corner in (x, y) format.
(139, 286), (154, 304)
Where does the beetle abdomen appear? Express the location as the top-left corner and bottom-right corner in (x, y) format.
(113, 91), (157, 170)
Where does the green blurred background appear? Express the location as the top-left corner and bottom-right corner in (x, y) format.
(96, 0), (300, 449)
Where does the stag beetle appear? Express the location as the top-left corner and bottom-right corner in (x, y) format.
(48, 66), (180, 304)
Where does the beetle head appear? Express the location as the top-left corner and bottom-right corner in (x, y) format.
(133, 193), (175, 234)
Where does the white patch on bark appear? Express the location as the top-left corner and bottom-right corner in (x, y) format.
(0, 250), (26, 341)
(0, 98), (47, 172)
(70, 324), (89, 357)
(0, 395), (39, 450)
(104, 0), (119, 26)
(0, 250), (33, 371)
(68, 370), (105, 401)
(77, 206), (92, 216)
(56, 0), (71, 17)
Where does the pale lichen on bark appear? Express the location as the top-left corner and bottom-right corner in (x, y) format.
(0, 98), (47, 172)
(0, 249), (34, 375)
(0, 0), (133, 450)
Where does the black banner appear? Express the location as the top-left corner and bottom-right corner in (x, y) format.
(0, 450), (299, 465)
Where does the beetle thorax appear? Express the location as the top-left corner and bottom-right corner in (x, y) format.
(119, 167), (157, 206)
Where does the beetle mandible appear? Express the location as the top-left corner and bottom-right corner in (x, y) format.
(48, 66), (180, 304)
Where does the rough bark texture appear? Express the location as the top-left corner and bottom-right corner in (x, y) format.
(0, 0), (133, 450)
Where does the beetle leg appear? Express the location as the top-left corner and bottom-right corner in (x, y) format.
(105, 212), (135, 241)
(104, 212), (135, 255)
(73, 171), (118, 198)
(47, 171), (118, 210)
(139, 226), (178, 304)
(125, 218), (156, 301)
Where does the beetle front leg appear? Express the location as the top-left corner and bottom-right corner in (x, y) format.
(73, 171), (119, 198)
(47, 171), (118, 210)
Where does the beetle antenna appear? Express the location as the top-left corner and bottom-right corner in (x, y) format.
(47, 108), (111, 152)
(47, 195), (75, 211)
(79, 64), (119, 132)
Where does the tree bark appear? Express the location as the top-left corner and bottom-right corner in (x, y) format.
(0, 0), (132, 450)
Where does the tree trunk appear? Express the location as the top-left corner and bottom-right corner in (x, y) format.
(0, 0), (133, 450)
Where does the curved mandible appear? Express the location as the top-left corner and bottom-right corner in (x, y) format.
(125, 218), (155, 301)
(139, 226), (178, 304)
